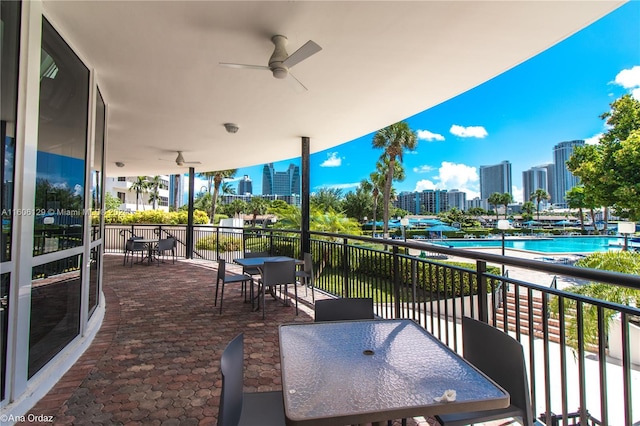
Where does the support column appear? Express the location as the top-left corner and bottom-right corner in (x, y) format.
(186, 167), (195, 259)
(301, 137), (310, 255)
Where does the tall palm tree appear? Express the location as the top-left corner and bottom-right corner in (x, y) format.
(487, 192), (503, 220)
(368, 170), (385, 237)
(129, 176), (148, 211)
(500, 192), (513, 219)
(199, 170), (237, 223)
(530, 188), (551, 220)
(566, 186), (586, 233)
(372, 121), (417, 239)
(147, 175), (161, 209)
(248, 196), (268, 226)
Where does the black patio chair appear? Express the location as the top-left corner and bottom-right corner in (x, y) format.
(218, 333), (285, 426)
(435, 316), (534, 426)
(214, 259), (254, 314)
(123, 236), (145, 267)
(154, 237), (176, 265)
(314, 297), (374, 322)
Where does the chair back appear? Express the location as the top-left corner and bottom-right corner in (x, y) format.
(126, 238), (145, 251)
(244, 251), (269, 259)
(217, 259), (227, 282)
(303, 252), (313, 275)
(462, 317), (533, 425)
(261, 260), (296, 286)
(218, 333), (244, 426)
(314, 298), (374, 322)
(157, 237), (174, 251)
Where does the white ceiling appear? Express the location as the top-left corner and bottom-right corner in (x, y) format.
(41, 0), (625, 177)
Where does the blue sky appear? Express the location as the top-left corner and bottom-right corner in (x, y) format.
(201, 2), (640, 204)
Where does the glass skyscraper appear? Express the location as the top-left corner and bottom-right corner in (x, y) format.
(553, 140), (584, 207)
(479, 161), (512, 200)
(262, 163), (300, 196)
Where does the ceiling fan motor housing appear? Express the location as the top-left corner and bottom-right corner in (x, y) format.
(269, 35), (289, 78)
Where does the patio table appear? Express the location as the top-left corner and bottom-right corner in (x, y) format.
(135, 238), (159, 265)
(278, 319), (509, 426)
(233, 256), (302, 309)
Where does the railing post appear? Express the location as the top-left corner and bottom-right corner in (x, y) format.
(393, 246), (401, 319)
(342, 238), (349, 298)
(476, 260), (488, 323)
(216, 226), (220, 260)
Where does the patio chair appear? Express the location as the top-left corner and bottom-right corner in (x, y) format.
(257, 259), (297, 319)
(215, 259), (254, 314)
(123, 236), (145, 267)
(218, 333), (285, 426)
(154, 237), (176, 266)
(242, 251), (269, 279)
(295, 252), (315, 302)
(314, 297), (374, 322)
(435, 316), (533, 426)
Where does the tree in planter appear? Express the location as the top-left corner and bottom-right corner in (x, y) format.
(550, 251), (640, 350)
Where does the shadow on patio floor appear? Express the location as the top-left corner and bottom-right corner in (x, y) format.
(20, 254), (436, 426)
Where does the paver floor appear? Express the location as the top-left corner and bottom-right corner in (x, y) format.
(18, 255), (438, 426)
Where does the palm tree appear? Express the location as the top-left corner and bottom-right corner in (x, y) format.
(500, 192), (513, 219)
(129, 176), (148, 211)
(368, 172), (384, 237)
(248, 196), (268, 226)
(530, 188), (551, 220)
(487, 192), (503, 220)
(147, 175), (161, 210)
(566, 186), (586, 233)
(311, 187), (344, 212)
(372, 121), (417, 239)
(200, 169), (237, 223)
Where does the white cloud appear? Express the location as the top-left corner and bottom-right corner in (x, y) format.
(614, 65), (640, 89)
(413, 161), (479, 199)
(416, 129), (445, 141)
(585, 133), (603, 145)
(320, 152), (342, 167)
(450, 124), (488, 138)
(412, 165), (434, 174)
(415, 179), (437, 191)
(614, 66), (640, 100)
(322, 182), (360, 191)
(512, 185), (523, 204)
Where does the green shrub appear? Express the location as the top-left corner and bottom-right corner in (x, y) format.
(351, 253), (499, 299)
(103, 209), (209, 224)
(195, 234), (241, 252)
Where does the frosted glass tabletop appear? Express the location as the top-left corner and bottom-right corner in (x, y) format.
(279, 319), (509, 426)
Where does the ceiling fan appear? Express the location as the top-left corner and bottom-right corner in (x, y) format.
(160, 151), (202, 167)
(219, 35), (322, 91)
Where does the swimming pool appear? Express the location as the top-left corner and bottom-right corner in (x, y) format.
(429, 236), (624, 253)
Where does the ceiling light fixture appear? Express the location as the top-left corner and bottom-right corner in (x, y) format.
(115, 162), (125, 167)
(224, 123), (239, 134)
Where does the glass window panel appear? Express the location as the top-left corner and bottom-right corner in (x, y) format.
(88, 245), (100, 317)
(29, 255), (82, 378)
(91, 90), (105, 241)
(34, 19), (89, 256)
(1, 0), (21, 264)
(1, 273), (9, 401)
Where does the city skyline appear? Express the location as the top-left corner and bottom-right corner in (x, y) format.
(189, 2), (639, 205)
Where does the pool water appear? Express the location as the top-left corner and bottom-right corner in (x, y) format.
(430, 236), (624, 254)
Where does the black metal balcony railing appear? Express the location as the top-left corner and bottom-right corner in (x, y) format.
(103, 224), (640, 425)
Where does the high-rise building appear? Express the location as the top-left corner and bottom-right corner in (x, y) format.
(446, 189), (467, 211)
(522, 166), (548, 204)
(553, 140), (584, 207)
(238, 175), (253, 195)
(262, 163), (300, 196)
(542, 163), (556, 204)
(395, 190), (448, 214)
(168, 174), (184, 210)
(479, 161), (512, 200)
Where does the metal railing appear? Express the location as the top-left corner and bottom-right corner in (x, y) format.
(104, 224), (640, 425)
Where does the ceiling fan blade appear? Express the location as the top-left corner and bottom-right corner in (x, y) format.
(283, 40), (322, 68)
(288, 72), (308, 92)
(219, 62), (270, 71)
(184, 161), (202, 164)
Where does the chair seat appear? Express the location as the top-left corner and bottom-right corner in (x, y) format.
(225, 273), (253, 284)
(436, 403), (526, 425)
(238, 391), (286, 426)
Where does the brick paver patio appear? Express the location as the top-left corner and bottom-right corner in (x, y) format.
(19, 254), (435, 426)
